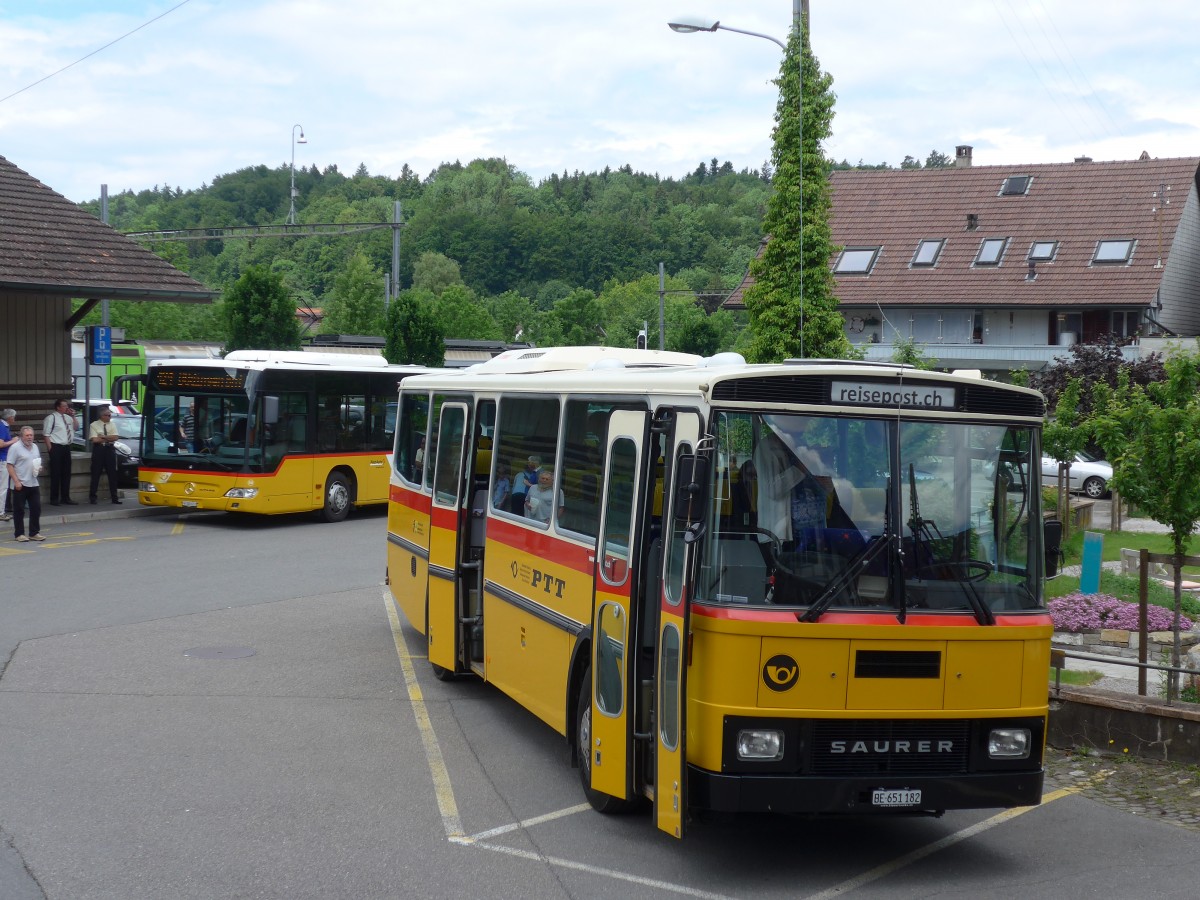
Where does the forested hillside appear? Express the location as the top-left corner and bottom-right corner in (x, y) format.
(77, 157), (771, 352)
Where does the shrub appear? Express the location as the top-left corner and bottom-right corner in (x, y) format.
(1049, 592), (1193, 632)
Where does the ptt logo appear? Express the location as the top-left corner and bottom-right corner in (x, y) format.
(530, 568), (566, 598)
(763, 654), (799, 692)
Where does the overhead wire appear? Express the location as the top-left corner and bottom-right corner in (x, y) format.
(0, 0), (194, 105)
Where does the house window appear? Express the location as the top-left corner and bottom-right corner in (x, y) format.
(1112, 310), (1141, 338)
(1000, 175), (1031, 196)
(1028, 241), (1057, 262)
(975, 238), (1008, 266)
(834, 247), (880, 275)
(1093, 239), (1134, 264)
(911, 239), (944, 267)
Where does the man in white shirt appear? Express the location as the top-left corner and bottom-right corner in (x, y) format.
(41, 398), (78, 505)
(6, 426), (45, 542)
(88, 407), (123, 504)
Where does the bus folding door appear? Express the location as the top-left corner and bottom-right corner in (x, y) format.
(655, 410), (701, 838)
(427, 403), (469, 675)
(587, 410), (648, 803)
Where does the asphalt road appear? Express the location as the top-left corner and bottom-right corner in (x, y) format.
(2, 507), (1200, 898)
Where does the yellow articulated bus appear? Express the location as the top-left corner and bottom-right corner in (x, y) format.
(131, 351), (432, 521)
(386, 347), (1052, 837)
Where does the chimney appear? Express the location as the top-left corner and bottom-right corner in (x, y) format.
(955, 145), (973, 168)
(1074, 155), (1093, 164)
(966, 213), (979, 231)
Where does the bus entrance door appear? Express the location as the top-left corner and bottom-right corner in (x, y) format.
(427, 403), (469, 676)
(587, 409), (647, 803)
(654, 410), (700, 838)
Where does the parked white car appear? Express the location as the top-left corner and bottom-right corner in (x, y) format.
(1041, 451), (1112, 499)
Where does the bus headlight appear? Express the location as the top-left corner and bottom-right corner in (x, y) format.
(139, 482), (157, 493)
(737, 729), (784, 761)
(988, 727), (1031, 759)
(224, 487), (259, 499)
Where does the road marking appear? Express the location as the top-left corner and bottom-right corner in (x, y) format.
(466, 803), (591, 841)
(171, 520), (185, 536)
(383, 589), (727, 899)
(0, 546), (36, 557)
(38, 536), (134, 549)
(469, 840), (736, 899)
(802, 773), (1113, 900)
(384, 591), (464, 840)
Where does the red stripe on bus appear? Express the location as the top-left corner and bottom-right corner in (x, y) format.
(389, 484), (430, 511)
(690, 605), (1054, 628)
(484, 515), (595, 575)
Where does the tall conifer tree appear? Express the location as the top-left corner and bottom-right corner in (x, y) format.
(743, 18), (850, 361)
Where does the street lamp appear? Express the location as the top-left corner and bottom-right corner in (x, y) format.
(667, 17), (786, 51)
(669, 14), (803, 353)
(288, 124), (307, 226)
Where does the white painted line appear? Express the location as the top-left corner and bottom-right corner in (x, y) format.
(473, 840), (737, 899)
(384, 590), (464, 840)
(802, 780), (1105, 900)
(467, 803), (592, 841)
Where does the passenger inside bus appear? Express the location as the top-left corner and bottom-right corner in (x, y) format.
(524, 467), (564, 524)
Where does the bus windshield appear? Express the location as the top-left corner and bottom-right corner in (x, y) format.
(701, 410), (1042, 615)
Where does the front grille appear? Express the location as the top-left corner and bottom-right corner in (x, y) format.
(810, 719), (970, 776)
(855, 650), (941, 679)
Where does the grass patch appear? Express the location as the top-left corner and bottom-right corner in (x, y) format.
(1060, 529), (1200, 567)
(1050, 668), (1105, 686)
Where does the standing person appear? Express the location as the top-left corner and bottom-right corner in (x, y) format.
(178, 402), (197, 451)
(0, 408), (17, 521)
(6, 425), (45, 542)
(88, 406), (123, 504)
(511, 455), (540, 515)
(41, 398), (78, 505)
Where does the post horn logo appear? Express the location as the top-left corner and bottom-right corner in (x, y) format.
(763, 654), (799, 692)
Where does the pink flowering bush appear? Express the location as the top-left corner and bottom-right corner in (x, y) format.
(1049, 592), (1192, 632)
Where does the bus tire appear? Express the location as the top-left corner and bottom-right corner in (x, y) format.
(431, 662), (456, 681)
(321, 471), (352, 523)
(576, 668), (636, 814)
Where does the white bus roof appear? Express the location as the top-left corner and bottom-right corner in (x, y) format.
(468, 346), (703, 374)
(148, 351), (430, 374)
(397, 350), (1044, 417)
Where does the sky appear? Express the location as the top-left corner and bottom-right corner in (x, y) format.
(2, 1), (1199, 204)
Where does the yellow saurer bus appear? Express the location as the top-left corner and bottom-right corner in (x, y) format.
(133, 351), (431, 521)
(386, 348), (1051, 837)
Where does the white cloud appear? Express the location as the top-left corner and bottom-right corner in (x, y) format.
(0, 1), (1198, 202)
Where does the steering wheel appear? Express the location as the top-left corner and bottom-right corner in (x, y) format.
(917, 559), (993, 582)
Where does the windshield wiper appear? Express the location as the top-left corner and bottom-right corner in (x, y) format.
(799, 534), (893, 623)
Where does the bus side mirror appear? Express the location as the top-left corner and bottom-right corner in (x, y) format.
(263, 395), (280, 425)
(674, 455), (709, 523)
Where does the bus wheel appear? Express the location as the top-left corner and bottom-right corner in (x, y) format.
(430, 662), (456, 681)
(576, 669), (636, 814)
(321, 472), (352, 523)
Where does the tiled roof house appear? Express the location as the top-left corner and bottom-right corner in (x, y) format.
(1, 154), (215, 425)
(728, 148), (1200, 371)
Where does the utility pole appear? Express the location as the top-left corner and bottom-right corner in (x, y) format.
(389, 201), (402, 310)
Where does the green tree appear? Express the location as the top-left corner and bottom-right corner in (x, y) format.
(551, 288), (604, 346)
(1092, 350), (1200, 699)
(222, 266), (300, 352)
(890, 336), (934, 370)
(321, 250), (385, 336)
(1041, 378), (1088, 536)
(487, 290), (536, 342)
(433, 284), (503, 340)
(411, 251), (464, 295)
(742, 18), (849, 362)
(385, 289), (444, 366)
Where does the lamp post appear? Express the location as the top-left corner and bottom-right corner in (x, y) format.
(288, 124), (307, 226)
(669, 9), (804, 354)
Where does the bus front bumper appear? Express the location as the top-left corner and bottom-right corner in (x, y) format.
(687, 767), (1045, 815)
